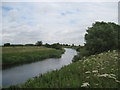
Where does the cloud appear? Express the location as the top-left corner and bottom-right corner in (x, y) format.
(1, 0), (120, 2)
(1, 2), (118, 45)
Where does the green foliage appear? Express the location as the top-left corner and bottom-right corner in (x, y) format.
(13, 50), (119, 88)
(51, 43), (62, 50)
(72, 44), (75, 47)
(85, 22), (120, 55)
(25, 44), (34, 46)
(44, 43), (51, 48)
(2, 46), (64, 69)
(35, 41), (42, 46)
(44, 43), (62, 50)
(73, 21), (120, 62)
(75, 46), (84, 52)
(4, 43), (10, 46)
(73, 47), (90, 62)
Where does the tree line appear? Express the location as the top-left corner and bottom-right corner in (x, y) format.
(3, 41), (77, 50)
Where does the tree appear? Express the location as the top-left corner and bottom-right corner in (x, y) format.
(51, 43), (62, 50)
(4, 43), (10, 46)
(35, 41), (42, 46)
(72, 44), (75, 47)
(44, 43), (51, 48)
(25, 44), (34, 46)
(85, 21), (119, 55)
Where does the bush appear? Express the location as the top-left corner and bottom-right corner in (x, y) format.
(44, 43), (62, 50)
(51, 43), (62, 50)
(72, 48), (90, 62)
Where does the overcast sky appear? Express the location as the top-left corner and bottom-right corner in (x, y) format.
(1, 2), (118, 45)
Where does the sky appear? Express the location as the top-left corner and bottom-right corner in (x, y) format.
(1, 2), (118, 45)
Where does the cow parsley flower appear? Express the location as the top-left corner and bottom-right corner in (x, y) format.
(81, 82), (90, 87)
(85, 71), (91, 74)
(92, 70), (98, 73)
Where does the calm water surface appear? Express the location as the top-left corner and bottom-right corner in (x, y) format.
(2, 48), (77, 86)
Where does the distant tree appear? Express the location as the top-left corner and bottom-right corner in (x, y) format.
(4, 43), (10, 46)
(25, 44), (34, 46)
(10, 44), (24, 46)
(44, 43), (51, 48)
(35, 41), (42, 46)
(62, 44), (65, 46)
(51, 43), (62, 50)
(65, 44), (69, 46)
(72, 44), (75, 47)
(85, 21), (120, 54)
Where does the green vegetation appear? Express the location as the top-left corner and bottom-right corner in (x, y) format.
(35, 41), (43, 46)
(48, 43), (62, 50)
(4, 43), (11, 46)
(3, 21), (119, 88)
(44, 43), (63, 50)
(73, 22), (120, 62)
(85, 22), (119, 55)
(2, 46), (64, 69)
(73, 47), (89, 62)
(12, 50), (119, 88)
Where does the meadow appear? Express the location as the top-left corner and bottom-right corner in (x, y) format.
(2, 46), (64, 69)
(13, 50), (119, 88)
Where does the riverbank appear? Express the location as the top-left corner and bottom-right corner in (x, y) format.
(2, 46), (65, 69)
(13, 50), (119, 88)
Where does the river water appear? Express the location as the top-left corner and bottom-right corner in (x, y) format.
(2, 48), (77, 87)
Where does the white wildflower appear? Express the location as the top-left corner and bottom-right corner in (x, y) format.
(95, 84), (99, 86)
(97, 66), (100, 68)
(97, 74), (109, 77)
(92, 70), (98, 73)
(114, 56), (118, 59)
(91, 55), (95, 57)
(101, 68), (104, 70)
(83, 59), (88, 63)
(97, 74), (117, 80)
(83, 57), (86, 59)
(115, 80), (120, 83)
(111, 68), (114, 71)
(109, 74), (116, 77)
(79, 60), (82, 62)
(81, 82), (90, 87)
(108, 50), (110, 52)
(86, 76), (90, 79)
(99, 53), (104, 56)
(85, 71), (91, 74)
(113, 50), (116, 53)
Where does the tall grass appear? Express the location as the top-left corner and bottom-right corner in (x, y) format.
(11, 50), (119, 88)
(2, 46), (64, 69)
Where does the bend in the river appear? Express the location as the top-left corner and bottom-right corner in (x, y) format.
(2, 48), (77, 87)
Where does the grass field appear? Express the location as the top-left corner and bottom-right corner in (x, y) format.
(2, 46), (64, 69)
(13, 50), (119, 88)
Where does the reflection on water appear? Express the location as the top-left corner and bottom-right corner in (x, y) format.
(2, 48), (77, 86)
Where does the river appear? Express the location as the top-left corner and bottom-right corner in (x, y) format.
(2, 48), (77, 87)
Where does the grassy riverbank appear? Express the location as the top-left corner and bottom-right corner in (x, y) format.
(13, 50), (119, 88)
(2, 46), (64, 69)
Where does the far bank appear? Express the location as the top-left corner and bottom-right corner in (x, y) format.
(2, 46), (65, 69)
